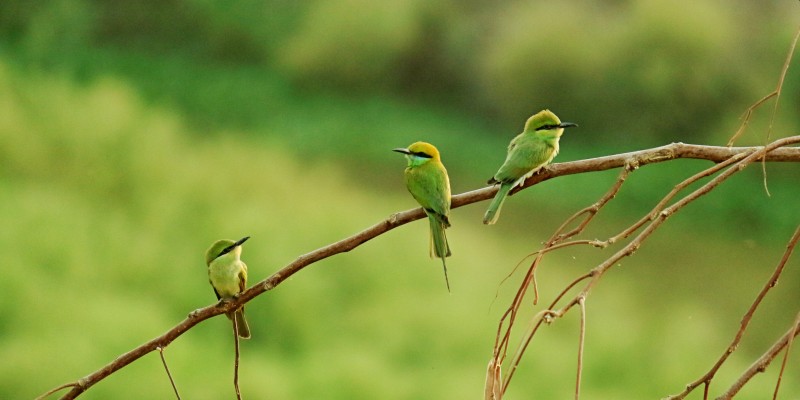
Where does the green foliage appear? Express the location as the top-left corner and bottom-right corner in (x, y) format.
(4, 0), (796, 144)
(279, 0), (424, 88)
(477, 0), (786, 143)
(2, 0), (94, 66)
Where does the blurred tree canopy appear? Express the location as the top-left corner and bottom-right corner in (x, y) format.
(1, 0), (797, 146)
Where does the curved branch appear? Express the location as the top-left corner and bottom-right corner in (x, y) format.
(43, 139), (800, 399)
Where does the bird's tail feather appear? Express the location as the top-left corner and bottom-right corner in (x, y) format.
(232, 308), (251, 339)
(429, 215), (451, 258)
(429, 215), (452, 291)
(483, 183), (512, 225)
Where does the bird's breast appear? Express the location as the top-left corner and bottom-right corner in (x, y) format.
(209, 260), (244, 298)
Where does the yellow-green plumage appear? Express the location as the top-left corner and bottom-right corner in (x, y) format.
(206, 237), (251, 339)
(393, 142), (452, 291)
(483, 110), (577, 225)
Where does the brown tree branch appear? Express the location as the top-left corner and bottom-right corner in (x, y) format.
(39, 140), (800, 400)
(716, 313), (800, 400)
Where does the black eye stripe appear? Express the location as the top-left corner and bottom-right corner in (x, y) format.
(218, 244), (236, 258)
(536, 124), (558, 131)
(412, 151), (433, 158)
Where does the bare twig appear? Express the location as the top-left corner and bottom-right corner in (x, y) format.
(36, 141), (800, 400)
(728, 92), (778, 147)
(499, 136), (800, 394)
(728, 25), (799, 195)
(491, 165), (631, 390)
(500, 272), (593, 394)
(665, 224), (800, 400)
(727, 26), (800, 147)
(157, 347), (181, 400)
(553, 165), (632, 243)
(575, 296), (586, 400)
(715, 314), (800, 400)
(233, 320), (242, 400)
(772, 312), (800, 400)
(34, 383), (79, 400)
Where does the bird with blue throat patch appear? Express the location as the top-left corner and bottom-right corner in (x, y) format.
(393, 142), (453, 291)
(483, 110), (578, 225)
(206, 236), (251, 339)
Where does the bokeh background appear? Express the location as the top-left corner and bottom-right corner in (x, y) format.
(1, 0), (799, 398)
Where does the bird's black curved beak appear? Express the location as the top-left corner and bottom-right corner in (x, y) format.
(234, 236), (250, 247)
(392, 147), (411, 154)
(558, 122), (578, 129)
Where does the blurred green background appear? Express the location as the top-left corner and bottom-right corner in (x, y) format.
(1, 0), (799, 398)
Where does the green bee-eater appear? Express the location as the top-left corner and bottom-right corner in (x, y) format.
(206, 236), (251, 339)
(393, 142), (453, 291)
(483, 110), (577, 225)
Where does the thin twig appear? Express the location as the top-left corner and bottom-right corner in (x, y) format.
(726, 26), (799, 147)
(501, 272), (594, 394)
(233, 318), (242, 400)
(727, 92), (778, 147)
(34, 383), (79, 400)
(664, 224), (800, 400)
(726, 25), (799, 195)
(35, 141), (800, 400)
(761, 25), (800, 194)
(575, 296), (586, 400)
(772, 312), (800, 400)
(493, 166), (631, 371)
(766, 25), (799, 141)
(715, 315), (800, 400)
(157, 347), (181, 399)
(553, 165), (632, 243)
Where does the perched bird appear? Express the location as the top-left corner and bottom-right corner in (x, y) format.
(205, 236), (251, 339)
(393, 142), (453, 291)
(483, 110), (577, 225)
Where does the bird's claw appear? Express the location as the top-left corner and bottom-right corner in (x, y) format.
(219, 297), (233, 305)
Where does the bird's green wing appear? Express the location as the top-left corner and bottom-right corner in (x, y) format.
(506, 132), (521, 153)
(210, 278), (222, 300)
(494, 135), (554, 184)
(238, 261), (248, 294)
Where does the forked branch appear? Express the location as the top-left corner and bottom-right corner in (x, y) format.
(494, 137), (800, 397)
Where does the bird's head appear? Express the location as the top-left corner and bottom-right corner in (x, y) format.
(392, 141), (441, 166)
(205, 236), (249, 266)
(524, 109), (578, 137)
